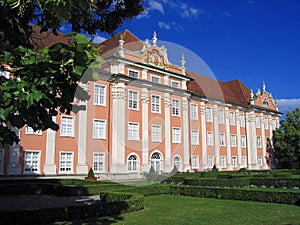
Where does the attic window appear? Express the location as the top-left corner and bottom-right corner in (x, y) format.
(262, 98), (269, 106)
(129, 70), (139, 78)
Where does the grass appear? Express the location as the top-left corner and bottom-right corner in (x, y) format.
(53, 195), (300, 225)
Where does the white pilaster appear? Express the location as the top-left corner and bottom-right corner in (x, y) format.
(246, 111), (258, 169)
(111, 82), (127, 173)
(200, 102), (208, 170)
(76, 85), (88, 174)
(225, 107), (232, 170)
(44, 116), (57, 175)
(164, 75), (169, 85)
(182, 97), (190, 172)
(142, 69), (148, 80)
(142, 88), (149, 173)
(213, 105), (220, 168)
(236, 110), (242, 168)
(164, 93), (172, 172)
(261, 113), (268, 169)
(182, 80), (187, 90)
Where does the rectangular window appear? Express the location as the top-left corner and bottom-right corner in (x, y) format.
(232, 156), (237, 167)
(60, 116), (74, 137)
(93, 120), (106, 139)
(256, 116), (260, 128)
(190, 104), (198, 120)
(220, 156), (227, 168)
(128, 70), (139, 78)
(171, 81), (180, 88)
(151, 125), (162, 142)
(218, 109), (224, 124)
(25, 126), (42, 135)
(208, 155), (214, 167)
(94, 84), (106, 106)
(264, 117), (269, 129)
(172, 99), (180, 116)
(207, 132), (214, 146)
(219, 133), (226, 146)
(93, 153), (105, 173)
(191, 130), (199, 145)
(257, 136), (262, 147)
(241, 156), (247, 167)
(151, 75), (160, 84)
(241, 136), (247, 148)
(258, 156), (263, 166)
(172, 127), (181, 143)
(128, 123), (139, 141)
(240, 114), (245, 128)
(151, 95), (160, 113)
(192, 156), (199, 169)
(230, 112), (235, 126)
(231, 134), (236, 147)
(60, 152), (73, 173)
(206, 107), (212, 122)
(24, 151), (40, 173)
(128, 90), (139, 110)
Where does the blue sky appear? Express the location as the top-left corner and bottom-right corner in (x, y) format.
(86, 0), (300, 114)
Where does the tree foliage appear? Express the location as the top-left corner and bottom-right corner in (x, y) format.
(273, 107), (300, 168)
(0, 0), (144, 146)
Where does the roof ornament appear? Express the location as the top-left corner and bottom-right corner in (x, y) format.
(152, 31), (157, 46)
(144, 39), (151, 48)
(256, 88), (261, 96)
(250, 89), (254, 105)
(181, 53), (186, 75)
(118, 32), (125, 57)
(262, 81), (266, 92)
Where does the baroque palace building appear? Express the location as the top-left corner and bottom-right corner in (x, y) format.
(1, 30), (281, 179)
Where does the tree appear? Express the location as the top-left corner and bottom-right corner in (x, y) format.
(0, 0), (144, 146)
(273, 107), (300, 168)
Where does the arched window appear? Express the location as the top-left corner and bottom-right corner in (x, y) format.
(128, 155), (138, 171)
(173, 156), (181, 171)
(150, 152), (162, 173)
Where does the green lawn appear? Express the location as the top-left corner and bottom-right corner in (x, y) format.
(54, 195), (300, 225)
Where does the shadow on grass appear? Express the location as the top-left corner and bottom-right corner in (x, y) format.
(53, 215), (124, 225)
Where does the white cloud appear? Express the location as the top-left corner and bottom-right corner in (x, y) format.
(136, 10), (150, 19)
(277, 99), (300, 113)
(179, 2), (199, 18)
(148, 0), (164, 14)
(158, 21), (170, 30)
(85, 34), (106, 44)
(247, 0), (255, 4)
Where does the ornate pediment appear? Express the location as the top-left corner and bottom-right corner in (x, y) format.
(143, 48), (168, 69)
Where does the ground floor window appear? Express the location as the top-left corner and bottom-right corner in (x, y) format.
(191, 155), (199, 169)
(232, 156), (237, 168)
(60, 152), (73, 173)
(150, 152), (162, 173)
(0, 149), (4, 175)
(128, 154), (138, 172)
(93, 153), (105, 173)
(258, 156), (263, 166)
(24, 151), (40, 174)
(241, 156), (247, 167)
(173, 156), (181, 171)
(220, 156), (226, 168)
(208, 155), (214, 168)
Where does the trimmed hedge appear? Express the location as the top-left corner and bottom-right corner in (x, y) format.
(169, 185), (300, 205)
(184, 178), (251, 187)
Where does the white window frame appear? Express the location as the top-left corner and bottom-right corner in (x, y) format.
(25, 126), (42, 135)
(151, 124), (162, 143)
(172, 127), (181, 144)
(258, 156), (263, 166)
(60, 116), (74, 137)
(241, 136), (247, 148)
(207, 132), (214, 146)
(240, 114), (245, 128)
(231, 134), (236, 147)
(256, 116), (260, 128)
(172, 99), (180, 116)
(191, 130), (199, 145)
(59, 152), (74, 173)
(264, 117), (269, 129)
(257, 136), (262, 148)
(232, 156), (237, 168)
(191, 155), (199, 169)
(220, 156), (227, 168)
(128, 90), (139, 110)
(190, 104), (198, 120)
(206, 107), (213, 122)
(230, 111), (235, 126)
(92, 119), (106, 139)
(93, 152), (105, 173)
(171, 81), (180, 88)
(218, 109), (224, 124)
(24, 150), (41, 174)
(128, 154), (139, 172)
(128, 69), (139, 78)
(241, 156), (247, 167)
(151, 94), (161, 113)
(151, 75), (160, 84)
(128, 122), (139, 141)
(208, 155), (214, 168)
(94, 84), (106, 106)
(173, 155), (182, 171)
(219, 133), (226, 146)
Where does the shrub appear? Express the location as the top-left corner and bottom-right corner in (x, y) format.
(147, 166), (158, 182)
(87, 168), (95, 177)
